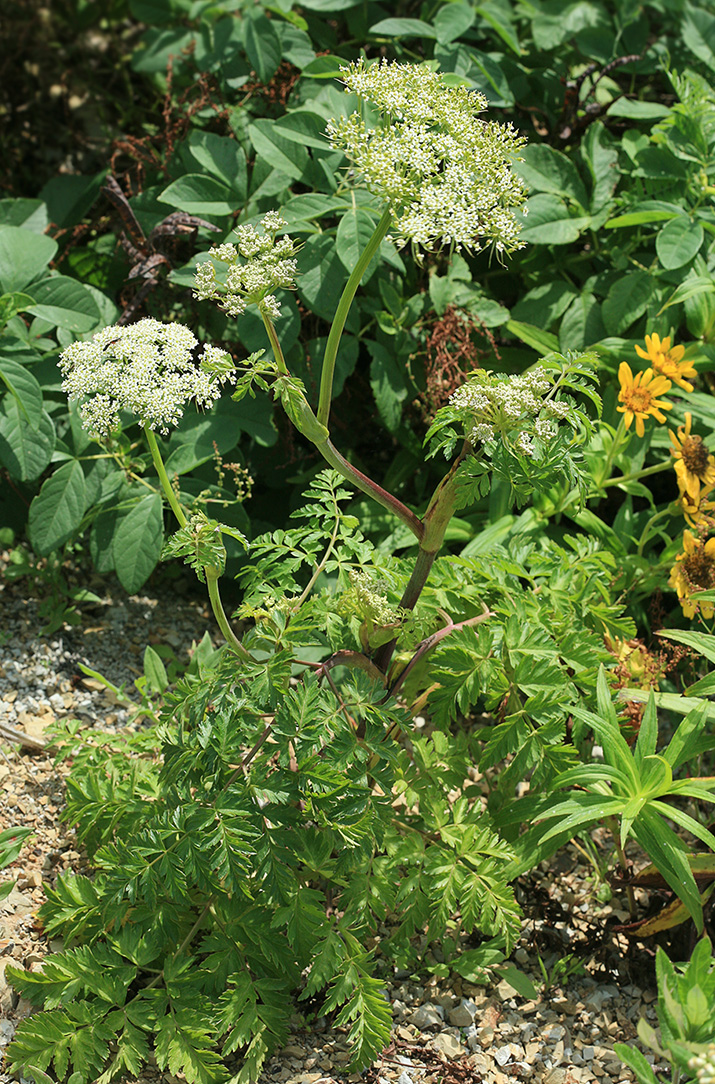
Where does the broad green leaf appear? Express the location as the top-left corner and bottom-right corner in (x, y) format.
(158, 175), (235, 216)
(656, 216), (704, 270)
(273, 111), (330, 151)
(39, 172), (105, 229)
(297, 232), (348, 322)
(683, 5), (715, 68)
(248, 120), (309, 181)
(0, 198), (48, 232)
(511, 281), (576, 328)
(466, 48), (514, 107)
(184, 132), (247, 199)
(601, 272), (655, 335)
(517, 195), (590, 245)
(516, 144), (589, 209)
(369, 18), (437, 38)
(606, 98), (671, 120)
(475, 2), (520, 55)
(89, 509), (121, 574)
(366, 339), (408, 433)
(658, 275), (715, 314)
(25, 276), (101, 332)
(28, 461), (87, 556)
(112, 493), (164, 594)
(300, 54), (345, 77)
(164, 408), (243, 476)
(0, 402), (55, 481)
(435, 3), (474, 43)
(143, 645), (168, 693)
(0, 358), (43, 429)
(605, 206), (681, 228)
(559, 292), (605, 351)
(244, 10), (281, 83)
(336, 207), (380, 276)
(0, 228), (57, 293)
(505, 320), (559, 355)
(581, 122), (618, 213)
(282, 194), (347, 223)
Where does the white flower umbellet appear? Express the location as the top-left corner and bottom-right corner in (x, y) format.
(59, 318), (235, 437)
(327, 58), (529, 254)
(450, 367), (568, 456)
(193, 212), (298, 321)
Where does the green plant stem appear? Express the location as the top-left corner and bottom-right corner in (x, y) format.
(260, 312), (289, 375)
(145, 424), (250, 661)
(144, 426), (187, 528)
(637, 506), (673, 558)
(316, 437), (424, 541)
(317, 205), (393, 429)
(205, 567), (253, 661)
(260, 310), (422, 540)
(594, 417), (628, 490)
(373, 442), (471, 673)
(602, 460), (672, 490)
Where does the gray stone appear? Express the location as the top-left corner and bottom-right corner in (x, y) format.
(397, 1073), (414, 1084)
(433, 1033), (465, 1059)
(407, 1004), (443, 1029)
(448, 997), (478, 1027)
(494, 1044), (512, 1066)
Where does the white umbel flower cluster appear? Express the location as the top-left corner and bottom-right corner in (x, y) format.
(691, 1047), (715, 1084)
(326, 59), (528, 254)
(450, 367), (568, 456)
(59, 319), (235, 437)
(194, 211), (298, 320)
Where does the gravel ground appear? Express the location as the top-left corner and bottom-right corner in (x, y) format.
(0, 568), (665, 1084)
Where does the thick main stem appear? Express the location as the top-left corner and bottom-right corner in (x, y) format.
(317, 206), (393, 429)
(373, 443), (471, 673)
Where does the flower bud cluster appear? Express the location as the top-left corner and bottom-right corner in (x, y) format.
(450, 367), (569, 456)
(690, 1046), (715, 1084)
(194, 212), (298, 320)
(59, 318), (235, 437)
(326, 58), (528, 254)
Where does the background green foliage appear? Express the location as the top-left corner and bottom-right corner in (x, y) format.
(2, 0), (715, 607)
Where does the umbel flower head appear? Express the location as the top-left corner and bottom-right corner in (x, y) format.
(617, 363), (672, 437)
(59, 318), (234, 437)
(326, 58), (528, 254)
(635, 332), (696, 392)
(449, 366), (569, 456)
(194, 211), (298, 320)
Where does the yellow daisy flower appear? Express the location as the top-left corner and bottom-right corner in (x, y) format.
(670, 412), (715, 502)
(635, 333), (696, 392)
(679, 487), (715, 530)
(617, 363), (673, 438)
(669, 530), (715, 619)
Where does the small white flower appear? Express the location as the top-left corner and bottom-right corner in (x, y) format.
(60, 319), (235, 437)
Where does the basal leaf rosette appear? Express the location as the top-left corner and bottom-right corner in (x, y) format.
(59, 318), (235, 437)
(327, 58), (529, 254)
